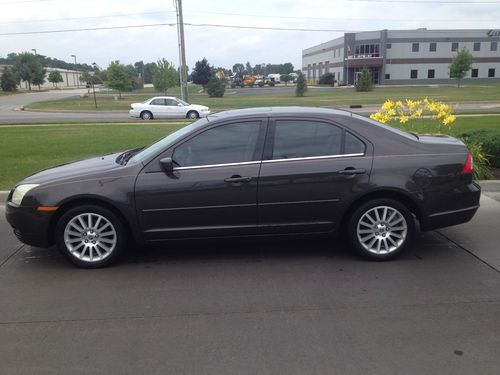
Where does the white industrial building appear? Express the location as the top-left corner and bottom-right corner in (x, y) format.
(302, 29), (500, 85)
(0, 65), (82, 89)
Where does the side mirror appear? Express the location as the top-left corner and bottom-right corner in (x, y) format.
(159, 157), (174, 174)
(178, 103), (183, 107)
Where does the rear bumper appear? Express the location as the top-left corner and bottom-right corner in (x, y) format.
(422, 181), (481, 231)
(5, 202), (53, 248)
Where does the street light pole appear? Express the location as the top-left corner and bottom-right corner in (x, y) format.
(32, 48), (37, 55)
(71, 54), (79, 88)
(175, 0), (188, 102)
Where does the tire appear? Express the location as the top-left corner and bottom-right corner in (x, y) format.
(140, 111), (153, 120)
(187, 111), (199, 119)
(347, 199), (415, 260)
(55, 205), (127, 268)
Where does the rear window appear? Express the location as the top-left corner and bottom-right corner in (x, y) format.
(351, 113), (418, 140)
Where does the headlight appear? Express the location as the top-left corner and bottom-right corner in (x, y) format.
(11, 184), (39, 205)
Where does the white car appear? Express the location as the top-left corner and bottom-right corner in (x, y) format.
(129, 96), (210, 120)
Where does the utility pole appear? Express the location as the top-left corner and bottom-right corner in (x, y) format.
(71, 54), (79, 88)
(175, 0), (188, 102)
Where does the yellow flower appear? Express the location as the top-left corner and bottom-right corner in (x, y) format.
(443, 115), (456, 125)
(399, 115), (409, 123)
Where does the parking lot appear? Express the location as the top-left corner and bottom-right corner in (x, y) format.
(1, 190), (499, 374)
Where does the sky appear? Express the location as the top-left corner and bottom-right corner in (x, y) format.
(0, 0), (498, 71)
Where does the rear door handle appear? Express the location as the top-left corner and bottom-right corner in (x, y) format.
(336, 168), (366, 175)
(224, 175), (252, 183)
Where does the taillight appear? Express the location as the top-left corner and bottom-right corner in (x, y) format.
(461, 151), (473, 174)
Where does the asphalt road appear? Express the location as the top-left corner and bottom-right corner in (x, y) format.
(1, 193), (499, 374)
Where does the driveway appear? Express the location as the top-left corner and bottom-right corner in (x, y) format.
(1, 191), (499, 374)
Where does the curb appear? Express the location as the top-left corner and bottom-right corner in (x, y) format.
(1, 181), (499, 204)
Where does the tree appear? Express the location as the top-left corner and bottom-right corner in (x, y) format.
(295, 72), (308, 97)
(449, 47), (473, 88)
(282, 62), (294, 74)
(143, 62), (156, 84)
(32, 66), (46, 90)
(319, 72), (336, 85)
(245, 61), (253, 74)
(152, 59), (178, 94)
(48, 70), (63, 88)
(232, 63), (245, 75)
(191, 58), (212, 87)
(206, 77), (226, 97)
(13, 52), (42, 90)
(355, 68), (373, 92)
(0, 66), (18, 91)
(281, 74), (292, 86)
(79, 70), (94, 92)
(106, 61), (135, 98)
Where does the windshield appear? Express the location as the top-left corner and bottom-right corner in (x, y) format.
(142, 98), (151, 104)
(177, 99), (189, 106)
(128, 118), (208, 164)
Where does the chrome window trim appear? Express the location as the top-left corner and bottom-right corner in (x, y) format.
(173, 160), (261, 171)
(262, 153), (365, 164)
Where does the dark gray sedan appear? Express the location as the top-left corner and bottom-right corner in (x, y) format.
(6, 107), (480, 267)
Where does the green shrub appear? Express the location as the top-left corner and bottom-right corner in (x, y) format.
(205, 77), (226, 97)
(318, 72), (335, 85)
(355, 68), (373, 92)
(295, 72), (307, 97)
(458, 129), (500, 168)
(459, 138), (492, 180)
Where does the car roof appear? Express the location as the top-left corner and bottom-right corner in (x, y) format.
(151, 96), (178, 100)
(207, 106), (353, 121)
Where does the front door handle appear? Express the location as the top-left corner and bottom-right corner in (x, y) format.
(224, 175), (252, 183)
(336, 168), (366, 175)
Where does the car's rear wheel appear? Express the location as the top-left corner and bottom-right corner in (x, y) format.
(187, 110), (199, 119)
(140, 111), (153, 120)
(55, 205), (127, 268)
(347, 199), (415, 260)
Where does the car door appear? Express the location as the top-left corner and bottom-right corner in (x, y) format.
(165, 98), (184, 118)
(257, 117), (373, 234)
(134, 119), (267, 240)
(148, 98), (168, 118)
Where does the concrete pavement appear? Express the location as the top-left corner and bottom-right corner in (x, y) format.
(1, 192), (499, 374)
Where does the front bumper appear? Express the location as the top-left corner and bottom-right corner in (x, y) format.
(129, 109), (140, 118)
(5, 201), (54, 248)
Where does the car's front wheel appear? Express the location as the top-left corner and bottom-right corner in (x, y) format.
(187, 111), (199, 119)
(55, 205), (127, 268)
(140, 111), (153, 120)
(347, 199), (415, 260)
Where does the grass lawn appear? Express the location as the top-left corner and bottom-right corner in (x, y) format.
(25, 82), (500, 112)
(0, 115), (498, 190)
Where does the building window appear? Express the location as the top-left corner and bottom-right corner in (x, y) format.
(489, 68), (496, 78)
(386, 43), (392, 49)
(429, 42), (437, 52)
(412, 43), (419, 52)
(473, 42), (481, 52)
(410, 70), (418, 79)
(385, 74), (390, 80)
(471, 69), (478, 78)
(428, 69), (435, 79)
(452, 42), (459, 52)
(491, 41), (498, 51)
(355, 44), (380, 57)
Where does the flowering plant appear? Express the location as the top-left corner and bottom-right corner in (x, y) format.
(370, 98), (456, 133)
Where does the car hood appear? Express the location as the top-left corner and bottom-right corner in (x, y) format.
(21, 152), (124, 186)
(188, 104), (209, 110)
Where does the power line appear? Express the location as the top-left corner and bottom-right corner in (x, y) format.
(348, 0), (500, 3)
(0, 10), (175, 25)
(0, 23), (176, 36)
(0, 0), (54, 4)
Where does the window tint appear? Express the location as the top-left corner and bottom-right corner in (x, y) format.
(345, 132), (366, 154)
(272, 120), (343, 159)
(150, 98), (166, 105)
(172, 121), (261, 167)
(165, 99), (179, 106)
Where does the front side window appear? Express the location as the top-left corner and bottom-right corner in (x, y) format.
(165, 99), (179, 106)
(172, 121), (261, 167)
(271, 120), (364, 160)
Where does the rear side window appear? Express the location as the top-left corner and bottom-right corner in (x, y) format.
(173, 121), (261, 167)
(271, 120), (365, 160)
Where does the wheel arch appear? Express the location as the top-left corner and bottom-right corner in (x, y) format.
(48, 197), (138, 246)
(186, 110), (199, 119)
(340, 188), (425, 232)
(140, 110), (153, 119)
